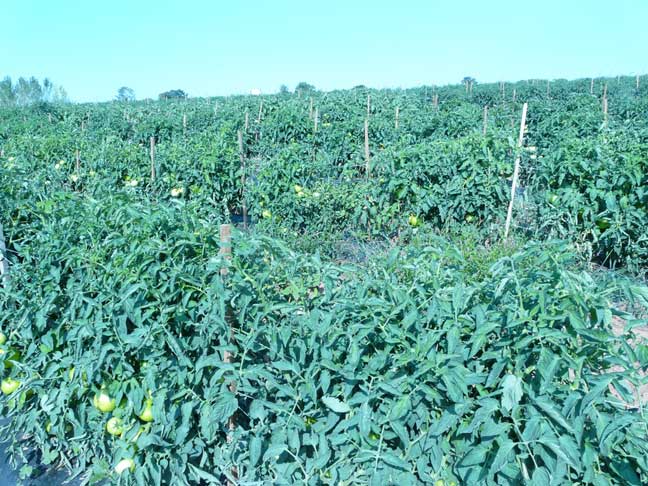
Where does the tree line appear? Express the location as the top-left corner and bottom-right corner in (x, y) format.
(0, 76), (68, 106)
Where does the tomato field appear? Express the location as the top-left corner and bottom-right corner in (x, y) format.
(0, 77), (647, 485)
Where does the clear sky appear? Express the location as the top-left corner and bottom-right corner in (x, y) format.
(2, 0), (647, 102)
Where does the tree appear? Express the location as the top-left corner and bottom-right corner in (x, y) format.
(116, 86), (135, 102)
(0, 76), (67, 106)
(159, 89), (187, 100)
(295, 82), (316, 96)
(279, 84), (289, 94)
(0, 77), (15, 106)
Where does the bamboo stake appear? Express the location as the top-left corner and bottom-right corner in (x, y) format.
(504, 102), (528, 239)
(482, 105), (488, 136)
(395, 106), (400, 129)
(364, 118), (370, 177)
(0, 220), (10, 286)
(219, 223), (238, 485)
(149, 137), (156, 181)
(238, 131), (247, 229)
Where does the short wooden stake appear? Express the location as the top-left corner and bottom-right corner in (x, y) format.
(244, 111), (249, 132)
(257, 101), (263, 123)
(512, 89), (516, 102)
(433, 94), (439, 110)
(367, 94), (371, 116)
(364, 118), (370, 177)
(313, 108), (318, 132)
(0, 220), (10, 286)
(182, 114), (187, 135)
(482, 105), (488, 135)
(603, 97), (608, 128)
(238, 131), (248, 229)
(219, 224), (238, 485)
(504, 102), (528, 240)
(546, 80), (550, 96)
(309, 97), (313, 119)
(590, 78), (594, 94)
(636, 75), (640, 90)
(395, 106), (400, 129)
(149, 137), (156, 181)
(75, 150), (80, 172)
(603, 82), (608, 99)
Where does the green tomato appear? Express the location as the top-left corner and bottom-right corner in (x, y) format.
(262, 209), (272, 219)
(1, 377), (21, 395)
(114, 458), (136, 474)
(596, 218), (611, 230)
(546, 193), (559, 205)
(106, 417), (124, 436)
(93, 391), (117, 413)
(294, 184), (303, 193)
(465, 214), (476, 223)
(138, 400), (154, 423)
(408, 215), (420, 227)
(0, 332), (6, 345)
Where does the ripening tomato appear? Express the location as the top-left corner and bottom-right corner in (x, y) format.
(1, 378), (21, 395)
(114, 458), (136, 474)
(93, 391), (117, 413)
(138, 400), (154, 423)
(106, 417), (124, 436)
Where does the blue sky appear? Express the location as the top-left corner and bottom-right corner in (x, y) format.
(2, 0), (647, 102)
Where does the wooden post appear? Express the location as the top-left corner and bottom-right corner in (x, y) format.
(182, 114), (187, 135)
(218, 223), (238, 485)
(257, 101), (263, 123)
(603, 83), (608, 99)
(603, 97), (608, 128)
(149, 137), (156, 181)
(512, 89), (516, 102)
(636, 75), (640, 90)
(395, 106), (400, 129)
(590, 78), (594, 95)
(244, 111), (249, 132)
(238, 131), (248, 229)
(367, 94), (371, 116)
(81, 120), (85, 132)
(309, 97), (313, 119)
(313, 108), (318, 132)
(75, 150), (80, 172)
(364, 119), (370, 177)
(0, 220), (10, 286)
(482, 105), (489, 136)
(433, 94), (439, 111)
(546, 80), (550, 96)
(48, 113), (52, 123)
(504, 102), (528, 240)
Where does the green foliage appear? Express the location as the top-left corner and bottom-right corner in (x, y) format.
(0, 75), (647, 484)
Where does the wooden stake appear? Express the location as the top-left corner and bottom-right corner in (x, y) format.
(367, 94), (371, 116)
(314, 108), (318, 132)
(395, 106), (400, 130)
(364, 118), (370, 177)
(603, 82), (608, 99)
(218, 223), (238, 485)
(48, 113), (52, 123)
(75, 150), (80, 172)
(257, 101), (264, 123)
(0, 220), (10, 286)
(238, 131), (248, 229)
(546, 80), (550, 96)
(482, 105), (488, 136)
(590, 78), (594, 94)
(636, 75), (640, 90)
(244, 111), (249, 132)
(309, 97), (313, 119)
(433, 94), (439, 110)
(603, 97), (608, 128)
(513, 89), (516, 102)
(182, 114), (187, 135)
(149, 137), (156, 181)
(504, 102), (528, 239)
